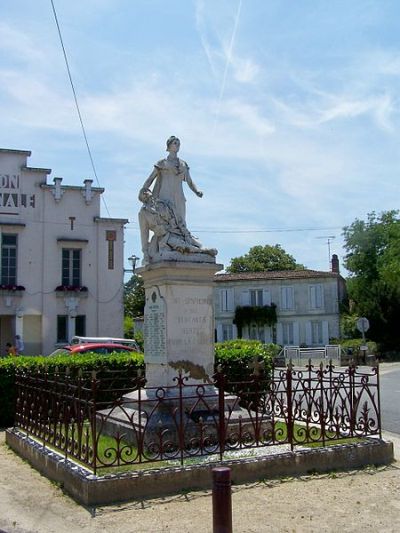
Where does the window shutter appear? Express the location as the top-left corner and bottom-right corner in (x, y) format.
(322, 321), (329, 345)
(293, 322), (300, 345)
(262, 289), (271, 306)
(309, 285), (315, 308)
(241, 290), (250, 306)
(276, 322), (283, 345)
(227, 288), (234, 311)
(232, 324), (238, 339)
(288, 287), (294, 309)
(264, 326), (272, 343)
(320, 285), (325, 309)
(305, 321), (312, 346)
(216, 323), (223, 342)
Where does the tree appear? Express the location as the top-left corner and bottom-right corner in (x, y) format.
(343, 210), (400, 351)
(124, 274), (145, 318)
(226, 244), (305, 273)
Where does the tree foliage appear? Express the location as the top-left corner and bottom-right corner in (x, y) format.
(233, 305), (277, 338)
(226, 244), (305, 273)
(124, 274), (145, 318)
(343, 210), (400, 351)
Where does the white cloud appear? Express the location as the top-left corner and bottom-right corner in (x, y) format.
(0, 22), (46, 63)
(232, 57), (260, 83)
(318, 93), (395, 131)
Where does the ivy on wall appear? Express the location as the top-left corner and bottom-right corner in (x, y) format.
(233, 304), (277, 338)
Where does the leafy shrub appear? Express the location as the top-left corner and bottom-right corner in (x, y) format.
(0, 352), (144, 428)
(215, 339), (280, 381)
(133, 330), (144, 352)
(338, 338), (378, 355)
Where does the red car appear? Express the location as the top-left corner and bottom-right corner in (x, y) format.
(49, 342), (140, 357)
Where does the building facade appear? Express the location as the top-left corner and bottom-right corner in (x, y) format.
(214, 262), (346, 346)
(0, 148), (128, 355)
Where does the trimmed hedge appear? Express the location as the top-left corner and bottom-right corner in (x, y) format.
(0, 352), (144, 429)
(215, 339), (279, 381)
(0, 340), (280, 428)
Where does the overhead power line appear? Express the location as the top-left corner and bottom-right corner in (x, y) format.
(50, 0), (111, 217)
(192, 227), (342, 234)
(125, 224), (342, 234)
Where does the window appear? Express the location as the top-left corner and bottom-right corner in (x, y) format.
(75, 315), (86, 337)
(62, 249), (81, 286)
(309, 284), (324, 309)
(220, 288), (234, 312)
(311, 321), (323, 345)
(57, 314), (86, 343)
(250, 289), (263, 306)
(282, 322), (294, 345)
(57, 315), (68, 343)
(222, 324), (234, 341)
(280, 286), (294, 310)
(1, 234), (17, 285)
(249, 324), (266, 343)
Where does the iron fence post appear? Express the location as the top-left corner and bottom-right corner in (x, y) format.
(137, 370), (144, 463)
(216, 367), (226, 461)
(178, 369), (185, 466)
(376, 360), (382, 439)
(90, 370), (98, 475)
(286, 361), (293, 450)
(349, 363), (355, 437)
(212, 467), (232, 533)
(318, 362), (325, 446)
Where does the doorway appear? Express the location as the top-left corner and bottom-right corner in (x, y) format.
(0, 315), (14, 356)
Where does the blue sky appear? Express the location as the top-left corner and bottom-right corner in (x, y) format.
(1, 0), (399, 274)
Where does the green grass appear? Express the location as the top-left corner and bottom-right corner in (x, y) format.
(19, 419), (365, 476)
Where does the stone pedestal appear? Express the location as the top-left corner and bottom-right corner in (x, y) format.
(97, 260), (272, 449)
(138, 261), (223, 389)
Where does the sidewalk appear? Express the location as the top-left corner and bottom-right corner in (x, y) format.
(0, 430), (399, 533)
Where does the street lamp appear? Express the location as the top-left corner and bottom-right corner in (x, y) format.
(125, 254), (139, 274)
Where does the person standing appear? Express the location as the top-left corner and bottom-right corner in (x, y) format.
(15, 335), (24, 355)
(6, 342), (16, 357)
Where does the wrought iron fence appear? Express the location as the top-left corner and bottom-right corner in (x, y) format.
(13, 361), (381, 474)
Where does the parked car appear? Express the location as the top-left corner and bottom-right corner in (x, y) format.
(70, 336), (140, 351)
(48, 342), (140, 357)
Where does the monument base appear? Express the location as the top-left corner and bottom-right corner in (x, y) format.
(96, 260), (271, 452)
(137, 260), (223, 389)
(97, 385), (272, 448)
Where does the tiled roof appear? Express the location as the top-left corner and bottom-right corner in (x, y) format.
(214, 269), (340, 282)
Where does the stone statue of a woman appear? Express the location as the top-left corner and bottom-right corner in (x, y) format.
(138, 137), (217, 264)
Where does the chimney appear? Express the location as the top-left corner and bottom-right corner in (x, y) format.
(331, 254), (339, 273)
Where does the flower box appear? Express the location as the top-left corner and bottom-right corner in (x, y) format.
(55, 286), (88, 298)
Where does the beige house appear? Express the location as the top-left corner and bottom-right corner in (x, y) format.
(214, 258), (346, 346)
(0, 148), (128, 355)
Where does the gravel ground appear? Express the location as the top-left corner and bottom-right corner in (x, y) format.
(0, 430), (400, 533)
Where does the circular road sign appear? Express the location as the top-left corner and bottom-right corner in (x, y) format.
(356, 317), (370, 333)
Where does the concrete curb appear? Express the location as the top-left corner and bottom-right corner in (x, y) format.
(6, 428), (394, 507)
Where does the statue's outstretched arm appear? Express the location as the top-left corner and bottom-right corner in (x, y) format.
(185, 168), (203, 198)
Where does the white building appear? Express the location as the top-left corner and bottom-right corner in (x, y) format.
(0, 148), (128, 355)
(214, 259), (346, 346)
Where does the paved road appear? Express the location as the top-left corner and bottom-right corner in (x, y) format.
(380, 363), (400, 434)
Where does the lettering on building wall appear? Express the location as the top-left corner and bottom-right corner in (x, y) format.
(0, 174), (36, 213)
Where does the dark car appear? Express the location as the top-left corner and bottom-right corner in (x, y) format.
(48, 342), (139, 357)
